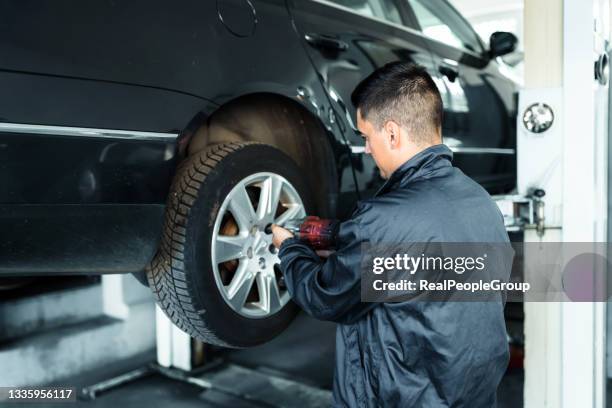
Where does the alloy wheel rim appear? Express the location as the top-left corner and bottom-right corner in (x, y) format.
(211, 172), (306, 318)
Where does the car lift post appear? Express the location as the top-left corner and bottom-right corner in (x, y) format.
(155, 306), (193, 371)
(499, 1), (610, 407)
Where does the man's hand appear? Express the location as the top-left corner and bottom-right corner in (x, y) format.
(271, 224), (294, 249)
(272, 224), (336, 259)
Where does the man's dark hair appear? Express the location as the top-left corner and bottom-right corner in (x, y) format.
(351, 61), (443, 144)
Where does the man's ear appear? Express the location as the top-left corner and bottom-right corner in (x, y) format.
(383, 120), (402, 149)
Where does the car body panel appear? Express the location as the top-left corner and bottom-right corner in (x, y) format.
(401, 0), (517, 192)
(289, 0), (517, 196)
(287, 0), (437, 199)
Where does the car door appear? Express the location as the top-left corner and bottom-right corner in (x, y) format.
(286, 0), (438, 199)
(402, 0), (517, 193)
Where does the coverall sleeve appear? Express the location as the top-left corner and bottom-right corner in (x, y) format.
(278, 208), (374, 324)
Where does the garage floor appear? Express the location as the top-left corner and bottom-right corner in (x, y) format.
(48, 313), (523, 407)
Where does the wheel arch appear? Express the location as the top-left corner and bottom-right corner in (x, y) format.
(180, 93), (340, 218)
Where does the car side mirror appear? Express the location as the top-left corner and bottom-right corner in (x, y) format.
(489, 31), (518, 58)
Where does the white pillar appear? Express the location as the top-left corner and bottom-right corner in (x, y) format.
(155, 306), (193, 371)
(521, 1), (564, 407)
(522, 0), (609, 406)
(561, 0), (608, 405)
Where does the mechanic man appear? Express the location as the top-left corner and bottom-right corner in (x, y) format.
(271, 62), (511, 407)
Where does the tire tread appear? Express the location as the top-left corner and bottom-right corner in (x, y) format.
(146, 142), (263, 347)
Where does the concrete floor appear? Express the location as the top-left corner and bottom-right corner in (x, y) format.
(46, 313), (523, 407)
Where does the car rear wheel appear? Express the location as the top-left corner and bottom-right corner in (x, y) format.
(147, 142), (310, 347)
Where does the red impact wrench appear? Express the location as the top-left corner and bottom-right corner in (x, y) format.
(266, 216), (339, 250)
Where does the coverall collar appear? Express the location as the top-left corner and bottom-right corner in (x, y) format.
(374, 143), (454, 197)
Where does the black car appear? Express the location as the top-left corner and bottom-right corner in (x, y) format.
(0, 0), (518, 347)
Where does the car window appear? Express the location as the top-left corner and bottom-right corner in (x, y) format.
(406, 0), (484, 54)
(330, 0), (403, 25)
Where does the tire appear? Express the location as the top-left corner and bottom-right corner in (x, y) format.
(147, 142), (312, 348)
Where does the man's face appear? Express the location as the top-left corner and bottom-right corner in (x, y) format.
(357, 109), (393, 179)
